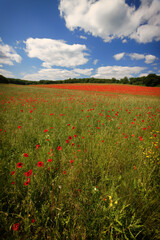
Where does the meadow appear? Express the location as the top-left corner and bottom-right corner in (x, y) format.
(0, 84), (160, 240)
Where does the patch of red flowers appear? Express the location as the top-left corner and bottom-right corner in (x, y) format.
(12, 223), (20, 231)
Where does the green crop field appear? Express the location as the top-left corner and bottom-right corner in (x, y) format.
(0, 84), (160, 240)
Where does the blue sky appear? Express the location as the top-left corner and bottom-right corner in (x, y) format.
(0, 0), (160, 81)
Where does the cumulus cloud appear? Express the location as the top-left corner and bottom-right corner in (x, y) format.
(113, 52), (125, 60)
(93, 66), (146, 79)
(114, 52), (158, 64)
(59, 0), (160, 43)
(25, 38), (89, 68)
(0, 39), (22, 65)
(23, 68), (93, 81)
(0, 68), (15, 78)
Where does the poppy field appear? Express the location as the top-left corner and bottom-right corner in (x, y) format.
(0, 84), (160, 240)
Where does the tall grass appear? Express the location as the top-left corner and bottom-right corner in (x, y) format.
(0, 84), (160, 239)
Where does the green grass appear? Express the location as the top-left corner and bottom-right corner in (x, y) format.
(0, 84), (160, 240)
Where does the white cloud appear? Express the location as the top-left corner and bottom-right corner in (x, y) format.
(93, 66), (146, 79)
(25, 38), (89, 68)
(0, 39), (22, 65)
(128, 53), (145, 60)
(80, 35), (87, 40)
(93, 59), (98, 65)
(23, 68), (93, 81)
(59, 0), (160, 43)
(0, 68), (15, 78)
(145, 54), (158, 64)
(122, 39), (127, 43)
(113, 52), (125, 60)
(0, 64), (2, 67)
(114, 52), (158, 64)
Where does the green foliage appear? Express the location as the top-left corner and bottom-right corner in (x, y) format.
(1, 73), (160, 86)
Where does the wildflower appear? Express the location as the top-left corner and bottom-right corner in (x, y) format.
(32, 219), (35, 223)
(37, 161), (44, 167)
(11, 171), (15, 176)
(12, 181), (15, 185)
(69, 136), (72, 139)
(24, 178), (30, 186)
(44, 129), (48, 133)
(63, 170), (66, 175)
(18, 126), (21, 129)
(115, 201), (118, 204)
(70, 160), (74, 164)
(17, 162), (23, 168)
(47, 159), (52, 162)
(12, 223), (20, 231)
(25, 169), (32, 177)
(57, 146), (62, 151)
(36, 144), (40, 149)
(133, 165), (137, 170)
(66, 140), (69, 143)
(24, 153), (29, 157)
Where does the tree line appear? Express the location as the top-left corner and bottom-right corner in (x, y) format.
(0, 73), (160, 87)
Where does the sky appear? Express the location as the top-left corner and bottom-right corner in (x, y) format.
(0, 0), (160, 81)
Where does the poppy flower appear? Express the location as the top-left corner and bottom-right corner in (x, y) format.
(11, 171), (15, 176)
(25, 169), (32, 177)
(12, 181), (15, 185)
(44, 129), (48, 133)
(57, 146), (62, 151)
(37, 161), (44, 167)
(69, 136), (72, 139)
(66, 140), (69, 143)
(47, 159), (52, 162)
(12, 223), (20, 231)
(70, 160), (74, 164)
(24, 178), (30, 186)
(17, 162), (23, 168)
(32, 219), (35, 223)
(36, 144), (40, 149)
(24, 153), (29, 157)
(63, 170), (66, 175)
(18, 126), (21, 129)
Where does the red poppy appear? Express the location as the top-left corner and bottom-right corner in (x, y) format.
(37, 161), (44, 167)
(44, 129), (48, 133)
(63, 170), (66, 175)
(74, 135), (77, 138)
(139, 136), (143, 141)
(24, 178), (30, 186)
(25, 169), (32, 177)
(12, 223), (20, 231)
(24, 153), (29, 157)
(32, 219), (35, 223)
(133, 165), (137, 170)
(57, 146), (62, 151)
(11, 171), (15, 176)
(18, 126), (21, 129)
(47, 159), (52, 162)
(17, 162), (23, 168)
(70, 160), (74, 164)
(66, 140), (69, 143)
(36, 144), (40, 149)
(20, 110), (23, 112)
(72, 127), (75, 129)
(12, 181), (15, 185)
(69, 136), (72, 139)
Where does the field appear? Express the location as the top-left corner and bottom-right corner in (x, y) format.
(0, 84), (160, 240)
